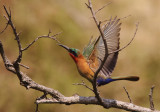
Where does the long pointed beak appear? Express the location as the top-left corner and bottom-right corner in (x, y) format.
(59, 44), (70, 51)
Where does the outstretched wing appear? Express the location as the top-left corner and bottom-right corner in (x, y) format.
(83, 16), (121, 77)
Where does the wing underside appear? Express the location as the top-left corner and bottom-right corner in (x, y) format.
(83, 16), (121, 77)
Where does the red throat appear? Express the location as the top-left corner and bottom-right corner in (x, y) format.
(69, 53), (78, 63)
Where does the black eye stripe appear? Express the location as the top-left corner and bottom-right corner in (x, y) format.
(69, 49), (78, 57)
(72, 51), (77, 57)
(73, 52), (77, 56)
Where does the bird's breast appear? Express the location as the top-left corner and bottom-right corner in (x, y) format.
(76, 59), (94, 82)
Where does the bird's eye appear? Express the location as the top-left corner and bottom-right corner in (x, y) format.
(71, 50), (77, 57)
(73, 52), (77, 57)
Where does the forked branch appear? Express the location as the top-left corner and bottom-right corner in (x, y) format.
(22, 31), (61, 51)
(73, 80), (94, 92)
(86, 0), (109, 108)
(3, 6), (23, 64)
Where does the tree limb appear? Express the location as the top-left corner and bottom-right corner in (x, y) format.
(86, 0), (109, 108)
(35, 96), (160, 112)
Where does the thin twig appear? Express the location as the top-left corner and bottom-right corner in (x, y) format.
(3, 6), (23, 64)
(149, 85), (155, 110)
(73, 80), (94, 92)
(0, 41), (16, 74)
(35, 104), (39, 112)
(123, 87), (132, 103)
(22, 31), (62, 51)
(0, 22), (9, 34)
(120, 15), (132, 20)
(102, 15), (131, 24)
(109, 22), (139, 55)
(18, 63), (30, 69)
(95, 1), (112, 14)
(3, 6), (24, 82)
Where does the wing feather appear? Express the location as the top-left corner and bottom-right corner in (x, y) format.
(83, 16), (121, 77)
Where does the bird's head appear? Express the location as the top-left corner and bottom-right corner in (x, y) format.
(59, 44), (81, 63)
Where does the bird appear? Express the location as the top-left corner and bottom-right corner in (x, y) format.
(59, 17), (139, 86)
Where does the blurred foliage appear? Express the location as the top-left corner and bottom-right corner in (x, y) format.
(0, 0), (160, 112)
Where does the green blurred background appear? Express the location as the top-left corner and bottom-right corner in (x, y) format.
(0, 0), (160, 112)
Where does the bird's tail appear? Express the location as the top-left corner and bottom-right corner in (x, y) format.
(112, 76), (139, 81)
(97, 76), (139, 86)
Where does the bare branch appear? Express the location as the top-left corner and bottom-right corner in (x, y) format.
(73, 80), (94, 92)
(3, 6), (23, 64)
(0, 41), (159, 112)
(36, 92), (48, 101)
(95, 1), (112, 14)
(3, 6), (24, 82)
(109, 22), (139, 55)
(123, 87), (132, 103)
(18, 63), (30, 69)
(35, 104), (39, 112)
(102, 15), (131, 24)
(35, 96), (160, 112)
(22, 31), (62, 51)
(86, 0), (109, 108)
(0, 41), (16, 74)
(120, 15), (132, 20)
(149, 85), (155, 110)
(0, 22), (9, 34)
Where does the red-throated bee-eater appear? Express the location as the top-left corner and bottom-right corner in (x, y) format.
(59, 17), (139, 86)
